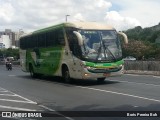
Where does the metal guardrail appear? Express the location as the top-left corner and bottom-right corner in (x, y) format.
(124, 61), (160, 76)
(124, 61), (160, 71)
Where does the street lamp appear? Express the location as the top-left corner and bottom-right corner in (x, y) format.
(65, 15), (70, 22)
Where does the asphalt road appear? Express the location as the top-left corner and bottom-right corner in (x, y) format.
(0, 65), (160, 120)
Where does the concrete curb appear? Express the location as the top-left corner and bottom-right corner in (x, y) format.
(124, 70), (160, 76)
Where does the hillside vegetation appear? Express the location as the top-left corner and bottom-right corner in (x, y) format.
(122, 23), (160, 60)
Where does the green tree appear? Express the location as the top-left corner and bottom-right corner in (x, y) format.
(0, 48), (19, 60)
(122, 40), (152, 60)
(125, 26), (142, 40)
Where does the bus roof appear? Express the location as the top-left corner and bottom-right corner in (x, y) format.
(21, 22), (115, 38)
(65, 22), (115, 30)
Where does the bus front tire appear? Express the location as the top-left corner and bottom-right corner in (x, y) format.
(97, 78), (106, 83)
(62, 66), (71, 83)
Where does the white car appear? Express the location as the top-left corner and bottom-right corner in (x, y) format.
(123, 56), (136, 61)
(6, 57), (14, 61)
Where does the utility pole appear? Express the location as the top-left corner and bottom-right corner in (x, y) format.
(65, 15), (70, 22)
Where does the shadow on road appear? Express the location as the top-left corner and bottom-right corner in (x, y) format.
(18, 75), (119, 87)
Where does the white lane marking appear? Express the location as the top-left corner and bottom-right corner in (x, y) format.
(109, 80), (160, 87)
(0, 88), (6, 90)
(0, 105), (36, 111)
(153, 76), (160, 79)
(125, 74), (149, 77)
(76, 86), (160, 103)
(38, 105), (55, 111)
(0, 94), (16, 96)
(0, 87), (39, 112)
(0, 90), (9, 92)
(0, 87), (37, 104)
(8, 75), (16, 77)
(0, 98), (37, 104)
(12, 93), (37, 104)
(134, 106), (139, 108)
(39, 105), (74, 120)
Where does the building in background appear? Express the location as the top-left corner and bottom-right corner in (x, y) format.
(0, 29), (15, 47)
(0, 43), (5, 49)
(15, 29), (24, 48)
(0, 35), (12, 48)
(0, 37), (5, 49)
(0, 29), (24, 48)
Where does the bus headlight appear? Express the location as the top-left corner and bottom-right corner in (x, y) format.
(86, 66), (94, 70)
(119, 64), (123, 69)
(84, 73), (90, 77)
(86, 66), (91, 69)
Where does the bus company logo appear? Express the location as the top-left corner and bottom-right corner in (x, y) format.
(2, 112), (12, 117)
(94, 64), (104, 67)
(1, 112), (42, 118)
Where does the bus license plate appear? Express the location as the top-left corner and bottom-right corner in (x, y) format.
(103, 73), (110, 77)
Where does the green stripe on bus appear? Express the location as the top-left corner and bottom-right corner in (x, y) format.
(85, 60), (124, 68)
(26, 46), (64, 75)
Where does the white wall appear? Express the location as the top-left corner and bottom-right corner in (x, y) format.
(0, 35), (12, 48)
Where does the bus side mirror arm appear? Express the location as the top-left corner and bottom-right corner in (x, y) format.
(73, 31), (83, 46)
(118, 32), (128, 44)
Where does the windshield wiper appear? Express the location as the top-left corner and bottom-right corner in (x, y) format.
(95, 32), (107, 63)
(95, 44), (102, 63)
(96, 31), (117, 62)
(102, 41), (116, 61)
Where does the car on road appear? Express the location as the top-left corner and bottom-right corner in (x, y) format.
(6, 57), (14, 61)
(123, 56), (136, 61)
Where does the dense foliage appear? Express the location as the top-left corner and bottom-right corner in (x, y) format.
(122, 23), (160, 60)
(0, 48), (19, 60)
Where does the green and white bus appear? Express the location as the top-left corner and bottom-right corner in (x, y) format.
(19, 22), (128, 82)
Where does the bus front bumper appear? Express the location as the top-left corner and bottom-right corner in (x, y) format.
(82, 67), (124, 80)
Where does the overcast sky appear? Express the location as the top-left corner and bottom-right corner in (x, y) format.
(0, 0), (160, 32)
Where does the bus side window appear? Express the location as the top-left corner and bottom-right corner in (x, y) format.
(38, 34), (46, 47)
(25, 37), (29, 49)
(33, 35), (38, 48)
(51, 31), (57, 46)
(22, 37), (30, 49)
(46, 32), (52, 47)
(73, 35), (82, 58)
(67, 32), (82, 58)
(20, 38), (25, 49)
(28, 36), (34, 48)
(57, 29), (65, 45)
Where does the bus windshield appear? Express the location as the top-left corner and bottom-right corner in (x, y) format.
(78, 30), (122, 62)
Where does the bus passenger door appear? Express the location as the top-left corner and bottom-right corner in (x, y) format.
(67, 42), (82, 79)
(65, 28), (83, 79)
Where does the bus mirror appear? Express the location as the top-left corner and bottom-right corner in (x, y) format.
(118, 32), (128, 44)
(73, 31), (83, 46)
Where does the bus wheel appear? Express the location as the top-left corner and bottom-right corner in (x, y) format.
(97, 78), (106, 83)
(62, 66), (71, 83)
(29, 65), (36, 78)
